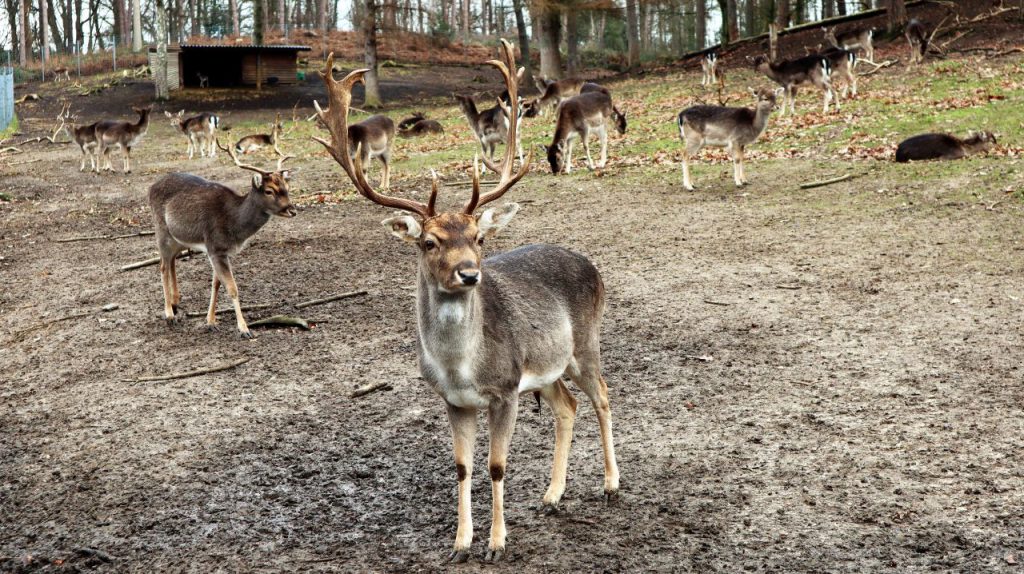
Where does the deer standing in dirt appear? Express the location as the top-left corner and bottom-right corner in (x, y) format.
(455, 83), (525, 165)
(197, 72), (210, 88)
(234, 115), (282, 154)
(346, 114), (396, 187)
(895, 131), (996, 162)
(166, 110), (220, 159)
(905, 19), (929, 65)
(678, 87), (783, 191)
(823, 26), (874, 63)
(543, 91), (627, 174)
(148, 141), (295, 338)
(701, 52), (719, 87)
(751, 55), (836, 114)
(94, 106), (152, 173)
(313, 42), (620, 564)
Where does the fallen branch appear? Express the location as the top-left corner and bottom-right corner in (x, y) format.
(776, 284), (803, 290)
(351, 381), (392, 398)
(702, 299), (733, 306)
(857, 59), (897, 76)
(800, 173), (854, 189)
(8, 304), (119, 342)
(294, 290), (369, 309)
(248, 315), (311, 330)
(120, 250), (193, 272)
(53, 230), (154, 243)
(186, 302), (277, 318)
(123, 357), (251, 383)
(14, 93), (40, 104)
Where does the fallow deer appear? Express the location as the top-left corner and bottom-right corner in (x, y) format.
(398, 111), (427, 130)
(148, 140), (295, 338)
(166, 110), (220, 159)
(53, 67), (71, 82)
(528, 78), (609, 117)
(895, 131), (996, 162)
(751, 54), (836, 115)
(820, 47), (858, 99)
(234, 114), (282, 154)
(677, 87), (783, 190)
(94, 106), (152, 173)
(197, 72), (210, 88)
(905, 19), (928, 65)
(455, 93), (524, 166)
(543, 91), (627, 174)
(823, 26), (874, 62)
(701, 52), (719, 87)
(346, 114), (396, 187)
(71, 113), (100, 172)
(398, 118), (444, 137)
(313, 41), (621, 563)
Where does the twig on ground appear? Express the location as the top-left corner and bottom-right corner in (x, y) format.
(248, 315), (311, 330)
(703, 299), (732, 306)
(8, 304), (119, 342)
(857, 59), (897, 76)
(294, 290), (369, 309)
(800, 173), (854, 189)
(776, 284), (803, 290)
(351, 381), (393, 398)
(53, 231), (154, 243)
(120, 250), (193, 272)
(123, 357), (251, 383)
(186, 303), (277, 318)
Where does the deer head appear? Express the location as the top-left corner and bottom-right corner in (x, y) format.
(216, 139), (297, 218)
(313, 40), (531, 293)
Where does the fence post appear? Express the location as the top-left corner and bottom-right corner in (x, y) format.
(77, 44), (81, 79)
(113, 40), (118, 72)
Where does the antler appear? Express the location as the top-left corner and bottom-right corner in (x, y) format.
(469, 39), (532, 214)
(313, 55), (435, 218)
(217, 138), (289, 176)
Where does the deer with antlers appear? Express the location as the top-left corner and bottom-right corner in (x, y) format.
(147, 140), (295, 338)
(313, 41), (621, 563)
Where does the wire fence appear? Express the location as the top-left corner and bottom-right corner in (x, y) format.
(1, 66), (14, 133)
(1, 45), (149, 84)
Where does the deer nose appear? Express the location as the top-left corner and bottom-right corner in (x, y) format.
(457, 269), (480, 286)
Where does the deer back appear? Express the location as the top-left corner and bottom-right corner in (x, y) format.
(348, 114), (396, 154)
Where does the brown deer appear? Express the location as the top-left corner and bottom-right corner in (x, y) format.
(895, 131), (996, 162)
(166, 110), (220, 159)
(823, 26), (874, 62)
(529, 78), (609, 117)
(234, 114), (282, 154)
(905, 19), (929, 65)
(313, 41), (620, 563)
(72, 121), (100, 172)
(397, 118), (444, 137)
(455, 91), (525, 165)
(677, 87), (783, 190)
(148, 140), (295, 338)
(819, 48), (858, 99)
(543, 91), (627, 174)
(751, 55), (836, 115)
(701, 52), (719, 87)
(398, 111), (427, 130)
(346, 114), (396, 187)
(94, 106), (152, 173)
(53, 67), (71, 82)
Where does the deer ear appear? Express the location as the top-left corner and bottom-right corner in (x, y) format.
(251, 174), (263, 189)
(381, 215), (422, 242)
(477, 203), (520, 238)
(774, 87), (785, 98)
(164, 111), (172, 118)
(748, 87), (757, 96)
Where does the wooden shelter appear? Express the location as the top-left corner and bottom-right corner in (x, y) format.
(149, 44), (311, 92)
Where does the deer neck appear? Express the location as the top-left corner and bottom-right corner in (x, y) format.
(752, 104), (772, 135)
(234, 191), (272, 239)
(416, 262), (485, 378)
(134, 112), (150, 134)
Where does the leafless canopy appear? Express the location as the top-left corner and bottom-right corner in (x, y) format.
(313, 39), (531, 218)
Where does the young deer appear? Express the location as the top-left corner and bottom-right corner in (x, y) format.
(234, 115), (282, 154)
(166, 110), (220, 159)
(895, 131), (996, 162)
(314, 42), (620, 563)
(455, 93), (524, 165)
(823, 26), (874, 62)
(751, 55), (836, 115)
(701, 52), (719, 87)
(148, 141), (295, 338)
(543, 91), (627, 174)
(398, 118), (444, 137)
(820, 48), (858, 99)
(347, 114), (396, 187)
(905, 19), (928, 65)
(94, 106), (152, 173)
(678, 87), (783, 191)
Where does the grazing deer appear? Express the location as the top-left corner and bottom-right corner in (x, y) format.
(234, 115), (282, 154)
(905, 19), (928, 65)
(313, 42), (620, 563)
(398, 118), (445, 137)
(53, 67), (71, 82)
(820, 48), (858, 98)
(751, 55), (836, 115)
(398, 112), (427, 130)
(701, 52), (719, 87)
(93, 106), (152, 173)
(346, 114), (396, 187)
(148, 141), (295, 338)
(895, 131), (996, 162)
(543, 91), (627, 174)
(197, 72), (210, 88)
(166, 110), (220, 159)
(678, 87), (783, 191)
(455, 93), (524, 165)
(823, 26), (874, 63)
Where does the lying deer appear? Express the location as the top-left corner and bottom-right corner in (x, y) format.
(398, 112), (427, 130)
(905, 19), (928, 65)
(751, 55), (836, 114)
(455, 93), (524, 165)
(94, 106), (152, 173)
(347, 114), (396, 187)
(701, 52), (719, 87)
(398, 118), (444, 137)
(234, 115), (282, 154)
(678, 87), (783, 191)
(543, 91), (627, 174)
(313, 42), (620, 564)
(823, 26), (874, 63)
(166, 110), (220, 159)
(148, 140), (295, 338)
(895, 131), (996, 162)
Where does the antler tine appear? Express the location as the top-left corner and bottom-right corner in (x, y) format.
(274, 143), (293, 171)
(465, 155), (481, 214)
(314, 52), (432, 218)
(216, 138), (272, 177)
(427, 169), (440, 215)
(469, 39), (533, 213)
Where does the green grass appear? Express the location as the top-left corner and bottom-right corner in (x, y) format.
(1, 114), (18, 139)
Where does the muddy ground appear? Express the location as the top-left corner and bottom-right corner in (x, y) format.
(3, 8), (1024, 573)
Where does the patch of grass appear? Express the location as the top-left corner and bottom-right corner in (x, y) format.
(1, 114), (19, 139)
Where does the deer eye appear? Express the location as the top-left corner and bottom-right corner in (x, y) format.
(264, 189), (274, 195)
(423, 239), (437, 250)
(477, 237), (485, 246)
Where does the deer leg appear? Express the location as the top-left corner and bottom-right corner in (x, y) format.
(169, 255), (182, 312)
(208, 134), (217, 157)
(159, 256), (176, 322)
(539, 379), (577, 513)
(682, 138), (701, 191)
(445, 404), (477, 563)
(731, 145), (743, 187)
(572, 360), (620, 499)
(206, 274), (221, 327)
(565, 138), (574, 174)
(582, 129), (595, 170)
(485, 397), (519, 563)
(598, 126), (608, 168)
(210, 255), (251, 338)
(380, 152), (391, 189)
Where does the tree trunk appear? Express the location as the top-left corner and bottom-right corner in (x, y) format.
(318, 0), (327, 33)
(695, 0), (706, 48)
(744, 0), (756, 36)
(40, 0), (49, 61)
(836, 0), (846, 15)
(6, 0), (20, 62)
(89, 0), (103, 49)
(61, 0), (73, 50)
(18, 0), (29, 63)
(625, 0), (639, 67)
(280, 0), (287, 34)
(565, 9), (579, 76)
(461, 0), (469, 38)
(511, 0), (533, 84)
(726, 0), (738, 40)
(822, 0), (834, 19)
(74, 0), (84, 52)
(885, 0), (906, 31)
(776, 0), (789, 28)
(638, 0), (649, 51)
(45, 0), (64, 53)
(254, 0), (264, 43)
(363, 0), (382, 106)
(229, 0), (238, 34)
(132, 0), (142, 50)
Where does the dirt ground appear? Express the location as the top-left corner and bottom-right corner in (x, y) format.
(3, 6), (1024, 572)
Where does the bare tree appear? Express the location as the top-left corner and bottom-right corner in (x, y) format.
(511, 0), (533, 84)
(776, 0), (790, 29)
(886, 0), (907, 31)
(363, 0), (382, 107)
(19, 0), (29, 64)
(132, 0), (142, 50)
(535, 3), (562, 79)
(625, 0), (639, 68)
(696, 0), (706, 48)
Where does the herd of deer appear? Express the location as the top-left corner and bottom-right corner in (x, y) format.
(54, 21), (999, 562)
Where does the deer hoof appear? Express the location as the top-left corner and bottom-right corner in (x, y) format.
(239, 329), (254, 340)
(204, 323), (220, 332)
(604, 489), (620, 504)
(447, 550), (469, 564)
(541, 502), (560, 516)
(484, 548), (505, 563)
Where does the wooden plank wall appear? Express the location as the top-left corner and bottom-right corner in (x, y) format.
(241, 53), (299, 85)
